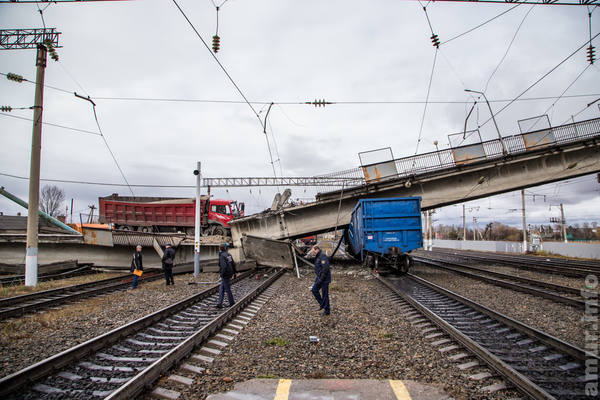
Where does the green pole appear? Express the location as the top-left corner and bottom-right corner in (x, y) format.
(0, 186), (81, 235)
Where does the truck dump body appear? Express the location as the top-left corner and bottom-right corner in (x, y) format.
(99, 196), (204, 228)
(348, 197), (423, 261)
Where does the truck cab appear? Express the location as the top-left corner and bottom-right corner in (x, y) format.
(206, 199), (245, 235)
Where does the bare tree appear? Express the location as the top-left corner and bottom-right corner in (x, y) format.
(40, 185), (66, 217)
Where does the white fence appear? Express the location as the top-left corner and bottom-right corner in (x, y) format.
(433, 239), (600, 260)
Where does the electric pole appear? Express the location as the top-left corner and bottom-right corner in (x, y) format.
(428, 209), (434, 250)
(560, 203), (568, 243)
(463, 204), (466, 241)
(521, 189), (527, 253)
(1, 29), (61, 286)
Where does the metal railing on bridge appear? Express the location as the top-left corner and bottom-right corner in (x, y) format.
(201, 117), (599, 192)
(319, 116), (600, 187)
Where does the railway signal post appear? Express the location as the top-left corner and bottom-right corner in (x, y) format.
(194, 162), (202, 277)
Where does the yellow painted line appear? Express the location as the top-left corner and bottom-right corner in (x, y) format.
(274, 379), (292, 400)
(390, 380), (412, 400)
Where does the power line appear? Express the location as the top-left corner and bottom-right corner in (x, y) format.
(4, 73), (599, 105)
(414, 49), (438, 156)
(0, 112), (102, 136)
(442, 4), (521, 45)
(170, 0), (262, 126)
(74, 93), (135, 196)
(170, 0), (279, 179)
(481, 31), (600, 128)
(484, 4), (535, 93)
(0, 172), (194, 188)
(535, 63), (591, 129)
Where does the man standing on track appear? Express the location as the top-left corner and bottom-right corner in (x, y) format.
(162, 243), (176, 286)
(311, 244), (331, 316)
(216, 243), (237, 309)
(130, 245), (143, 289)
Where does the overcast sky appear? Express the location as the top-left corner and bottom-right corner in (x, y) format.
(1, 0), (599, 229)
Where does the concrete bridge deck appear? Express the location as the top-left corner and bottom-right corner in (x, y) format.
(231, 117), (600, 246)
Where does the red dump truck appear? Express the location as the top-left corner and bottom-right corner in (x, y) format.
(98, 194), (244, 236)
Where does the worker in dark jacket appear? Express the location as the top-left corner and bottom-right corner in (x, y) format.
(162, 244), (176, 286)
(311, 244), (331, 315)
(130, 245), (143, 289)
(216, 243), (237, 308)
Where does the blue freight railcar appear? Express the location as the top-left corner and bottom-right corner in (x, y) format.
(346, 197), (423, 273)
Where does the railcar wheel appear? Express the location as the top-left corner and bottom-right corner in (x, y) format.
(140, 226), (151, 233)
(399, 254), (413, 275)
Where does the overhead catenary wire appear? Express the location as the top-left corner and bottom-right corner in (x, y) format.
(3, 73), (598, 105)
(442, 4), (521, 45)
(74, 92), (135, 196)
(171, 0), (263, 123)
(171, 0), (279, 179)
(0, 171), (195, 188)
(535, 63), (592, 129)
(0, 112), (102, 136)
(481, 31), (600, 129)
(414, 49), (438, 157)
(414, 2), (439, 157)
(484, 4), (536, 93)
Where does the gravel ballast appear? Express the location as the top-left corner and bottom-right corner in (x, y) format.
(3, 265), (558, 399)
(150, 268), (520, 400)
(411, 264), (587, 348)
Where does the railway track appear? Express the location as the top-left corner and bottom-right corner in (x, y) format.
(413, 255), (585, 309)
(0, 265), (95, 287)
(0, 268), (284, 400)
(378, 273), (597, 400)
(430, 248), (599, 278)
(0, 272), (165, 321)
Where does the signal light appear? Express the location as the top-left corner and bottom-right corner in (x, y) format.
(6, 73), (24, 83)
(212, 35), (220, 53)
(588, 45), (596, 65)
(1, 106), (12, 112)
(430, 33), (440, 48)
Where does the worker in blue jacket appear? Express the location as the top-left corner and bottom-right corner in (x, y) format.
(311, 244), (331, 315)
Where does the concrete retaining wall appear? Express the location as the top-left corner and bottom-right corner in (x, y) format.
(0, 243), (219, 268)
(433, 239), (600, 260)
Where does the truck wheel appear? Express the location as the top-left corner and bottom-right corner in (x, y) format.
(213, 226), (226, 236)
(399, 254), (413, 275)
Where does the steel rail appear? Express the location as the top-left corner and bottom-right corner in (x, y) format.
(0, 269), (256, 397)
(405, 273), (594, 360)
(378, 273), (599, 399)
(433, 248), (600, 271)
(413, 256), (585, 308)
(436, 249), (600, 270)
(429, 249), (598, 278)
(105, 267), (286, 400)
(377, 274), (553, 400)
(0, 273), (131, 308)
